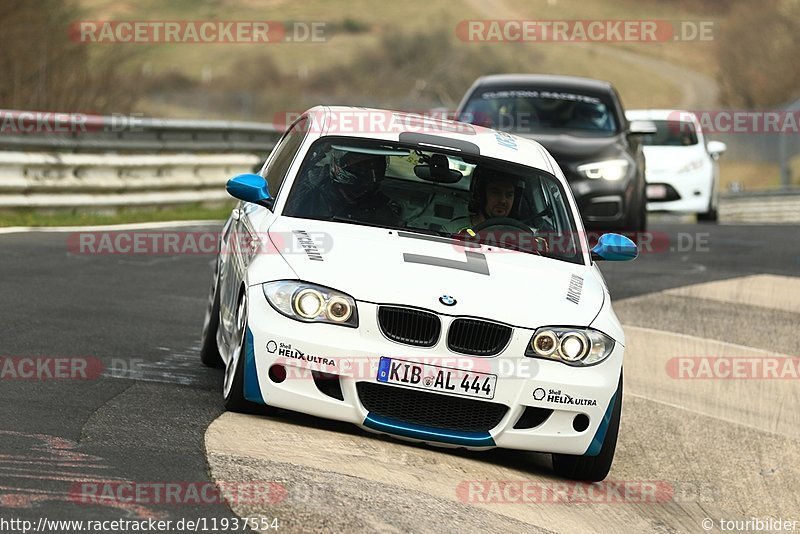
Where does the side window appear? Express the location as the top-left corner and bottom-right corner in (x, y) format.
(261, 117), (308, 200)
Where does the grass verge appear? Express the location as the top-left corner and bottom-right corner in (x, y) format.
(0, 203), (235, 227)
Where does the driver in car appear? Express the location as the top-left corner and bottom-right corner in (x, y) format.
(285, 148), (402, 227)
(443, 168), (518, 234)
(443, 168), (551, 254)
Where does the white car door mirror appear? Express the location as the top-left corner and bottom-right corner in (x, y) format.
(707, 140), (727, 159)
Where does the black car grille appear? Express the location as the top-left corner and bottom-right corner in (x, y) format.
(447, 318), (512, 356)
(357, 382), (508, 432)
(378, 306), (440, 347)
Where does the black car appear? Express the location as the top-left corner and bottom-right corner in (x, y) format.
(456, 74), (654, 233)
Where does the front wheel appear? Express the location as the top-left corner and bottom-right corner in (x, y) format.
(697, 197), (718, 223)
(200, 265), (224, 368)
(697, 182), (719, 223)
(223, 291), (272, 415)
(552, 374), (622, 481)
(628, 197), (647, 232)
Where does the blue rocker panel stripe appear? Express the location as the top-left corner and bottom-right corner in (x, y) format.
(584, 392), (616, 456)
(243, 326), (266, 404)
(363, 413), (496, 447)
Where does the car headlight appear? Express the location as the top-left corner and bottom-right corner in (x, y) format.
(576, 159), (629, 181)
(263, 280), (358, 327)
(526, 327), (615, 366)
(677, 159), (705, 174)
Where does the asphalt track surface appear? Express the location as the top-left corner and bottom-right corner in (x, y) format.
(1, 221), (798, 533)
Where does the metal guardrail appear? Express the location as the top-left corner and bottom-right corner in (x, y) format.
(720, 187), (800, 223)
(0, 109), (283, 154)
(0, 110), (282, 210)
(1, 108), (798, 221)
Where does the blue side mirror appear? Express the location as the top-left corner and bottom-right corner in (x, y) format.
(226, 173), (271, 205)
(591, 233), (638, 261)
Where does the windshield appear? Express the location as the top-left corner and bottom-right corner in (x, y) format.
(282, 137), (586, 265)
(461, 88), (619, 136)
(640, 119), (699, 146)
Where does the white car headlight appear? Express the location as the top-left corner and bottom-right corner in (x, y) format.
(263, 281), (357, 327)
(526, 327), (615, 366)
(577, 159), (629, 181)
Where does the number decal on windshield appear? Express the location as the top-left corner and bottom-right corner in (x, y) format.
(399, 231), (489, 275)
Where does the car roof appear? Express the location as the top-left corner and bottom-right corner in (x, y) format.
(300, 105), (557, 176)
(470, 74), (615, 93)
(626, 109), (697, 121)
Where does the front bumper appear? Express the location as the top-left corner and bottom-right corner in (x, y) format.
(645, 167), (713, 214)
(564, 170), (639, 230)
(243, 286), (624, 456)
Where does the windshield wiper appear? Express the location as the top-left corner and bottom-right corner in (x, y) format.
(399, 226), (458, 240)
(328, 216), (391, 230)
(329, 217), (459, 240)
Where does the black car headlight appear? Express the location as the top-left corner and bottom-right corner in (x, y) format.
(525, 327), (615, 366)
(263, 280), (358, 327)
(576, 159), (629, 181)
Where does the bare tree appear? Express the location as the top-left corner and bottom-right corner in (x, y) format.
(716, 0), (800, 108)
(0, 0), (141, 112)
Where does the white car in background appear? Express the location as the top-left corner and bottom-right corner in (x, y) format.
(626, 109), (727, 222)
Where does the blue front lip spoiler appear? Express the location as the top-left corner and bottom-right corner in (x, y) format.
(363, 413), (496, 447)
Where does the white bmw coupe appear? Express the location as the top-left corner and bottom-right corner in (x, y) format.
(200, 106), (638, 481)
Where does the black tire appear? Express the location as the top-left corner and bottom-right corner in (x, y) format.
(200, 267), (224, 368)
(223, 292), (272, 415)
(697, 199), (718, 223)
(630, 196), (647, 232)
(621, 200), (646, 244)
(552, 374), (623, 482)
(637, 198), (648, 233)
(697, 208), (718, 223)
(223, 342), (269, 414)
(697, 185), (719, 223)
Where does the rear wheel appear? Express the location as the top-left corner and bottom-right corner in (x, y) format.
(223, 291), (272, 414)
(552, 374), (622, 482)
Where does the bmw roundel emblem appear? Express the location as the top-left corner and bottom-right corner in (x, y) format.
(439, 295), (457, 306)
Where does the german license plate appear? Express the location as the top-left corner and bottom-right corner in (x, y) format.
(647, 184), (668, 199)
(377, 357), (496, 400)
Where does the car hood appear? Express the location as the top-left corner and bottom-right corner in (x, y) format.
(255, 217), (604, 328)
(513, 132), (624, 165)
(642, 145), (706, 171)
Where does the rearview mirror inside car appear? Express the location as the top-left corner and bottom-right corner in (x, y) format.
(414, 153), (464, 183)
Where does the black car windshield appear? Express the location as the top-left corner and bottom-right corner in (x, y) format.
(282, 137), (586, 264)
(640, 119), (699, 146)
(461, 88), (619, 136)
